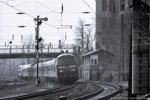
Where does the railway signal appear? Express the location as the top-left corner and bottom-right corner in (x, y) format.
(34, 15), (48, 86)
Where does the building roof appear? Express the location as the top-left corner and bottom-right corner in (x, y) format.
(82, 49), (114, 57)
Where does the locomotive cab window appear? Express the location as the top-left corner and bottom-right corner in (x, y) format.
(57, 56), (76, 65)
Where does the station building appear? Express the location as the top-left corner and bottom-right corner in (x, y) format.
(82, 49), (114, 81)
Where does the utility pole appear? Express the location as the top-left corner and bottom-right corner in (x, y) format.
(34, 15), (48, 86)
(81, 24), (90, 51)
(128, 11), (132, 99)
(86, 35), (89, 50)
(121, 14), (125, 81)
(81, 26), (84, 51)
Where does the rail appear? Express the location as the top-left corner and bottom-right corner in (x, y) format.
(0, 81), (121, 100)
(72, 81), (121, 100)
(71, 82), (103, 100)
(0, 84), (75, 100)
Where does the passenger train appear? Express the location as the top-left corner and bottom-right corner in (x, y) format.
(18, 53), (78, 84)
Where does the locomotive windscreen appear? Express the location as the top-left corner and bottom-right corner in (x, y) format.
(57, 55), (76, 65)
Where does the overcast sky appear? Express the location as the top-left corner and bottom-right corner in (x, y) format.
(0, 0), (95, 46)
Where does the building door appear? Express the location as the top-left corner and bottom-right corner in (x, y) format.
(90, 69), (98, 80)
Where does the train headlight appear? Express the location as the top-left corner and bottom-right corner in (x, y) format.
(60, 70), (63, 72)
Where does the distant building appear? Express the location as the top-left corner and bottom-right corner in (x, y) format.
(82, 49), (114, 81)
(95, 0), (132, 81)
(95, 0), (131, 50)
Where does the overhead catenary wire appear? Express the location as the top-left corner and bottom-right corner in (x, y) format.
(81, 0), (96, 21)
(0, 11), (92, 14)
(0, 25), (33, 27)
(34, 0), (61, 25)
(0, 0), (94, 45)
(0, 1), (58, 29)
(81, 0), (95, 13)
(34, 0), (59, 12)
(0, 0), (62, 41)
(0, 0), (16, 2)
(0, 28), (12, 36)
(13, 0), (30, 7)
(0, 28), (23, 44)
(0, 1), (64, 44)
(34, 0), (62, 39)
(0, 24), (76, 27)
(35, 0), (69, 44)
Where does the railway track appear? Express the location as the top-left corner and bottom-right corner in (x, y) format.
(0, 79), (34, 97)
(86, 82), (121, 100)
(26, 82), (100, 100)
(0, 81), (121, 100)
(71, 81), (121, 100)
(0, 84), (74, 100)
(0, 86), (63, 100)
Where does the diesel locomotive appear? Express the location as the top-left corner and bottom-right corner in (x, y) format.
(18, 53), (78, 84)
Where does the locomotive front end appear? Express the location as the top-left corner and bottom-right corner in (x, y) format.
(56, 53), (78, 84)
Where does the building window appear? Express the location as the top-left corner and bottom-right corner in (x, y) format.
(102, 36), (105, 45)
(139, 73), (142, 77)
(109, 0), (115, 12)
(91, 59), (98, 65)
(91, 59), (94, 65)
(102, 0), (107, 11)
(96, 42), (99, 49)
(95, 34), (99, 42)
(120, 0), (125, 11)
(94, 59), (98, 65)
(139, 80), (141, 84)
(128, 0), (132, 10)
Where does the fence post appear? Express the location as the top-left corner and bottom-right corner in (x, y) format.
(48, 45), (49, 53)
(10, 46), (11, 54)
(23, 45), (24, 54)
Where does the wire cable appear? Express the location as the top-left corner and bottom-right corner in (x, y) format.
(33, 0), (62, 39)
(34, 0), (61, 25)
(13, 0), (30, 7)
(81, 0), (95, 13)
(0, 0), (16, 2)
(0, 1), (58, 29)
(0, 28), (12, 36)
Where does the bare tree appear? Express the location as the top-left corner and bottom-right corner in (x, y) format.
(22, 34), (35, 46)
(74, 18), (94, 51)
(21, 34), (35, 64)
(85, 26), (94, 50)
